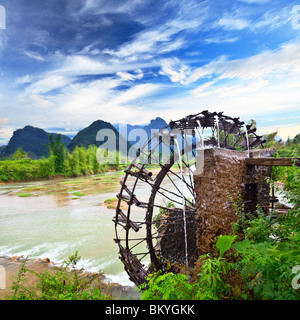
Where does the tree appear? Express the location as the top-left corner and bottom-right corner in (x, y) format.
(11, 147), (28, 160)
(293, 133), (300, 145)
(44, 134), (66, 174)
(263, 132), (278, 148)
(286, 137), (292, 148)
(247, 119), (257, 129)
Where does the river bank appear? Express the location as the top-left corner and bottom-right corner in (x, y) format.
(0, 255), (141, 300)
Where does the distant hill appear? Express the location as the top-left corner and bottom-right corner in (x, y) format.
(3, 125), (71, 158)
(115, 117), (168, 142)
(68, 119), (131, 154)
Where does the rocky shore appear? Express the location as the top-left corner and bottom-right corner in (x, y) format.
(0, 255), (141, 300)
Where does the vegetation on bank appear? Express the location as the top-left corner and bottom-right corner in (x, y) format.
(140, 207), (299, 300)
(7, 252), (112, 300)
(0, 134), (128, 183)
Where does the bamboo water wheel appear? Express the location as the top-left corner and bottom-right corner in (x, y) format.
(113, 111), (265, 286)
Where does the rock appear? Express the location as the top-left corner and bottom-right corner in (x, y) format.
(11, 255), (24, 261)
(42, 258), (50, 263)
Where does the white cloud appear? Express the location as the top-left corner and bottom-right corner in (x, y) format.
(56, 79), (119, 114)
(152, 38), (300, 130)
(217, 16), (250, 30)
(159, 58), (191, 85)
(59, 55), (111, 76)
(103, 17), (202, 62)
(237, 0), (270, 3)
(258, 123), (300, 141)
(250, 6), (292, 32)
(191, 79), (269, 98)
(23, 50), (45, 62)
(204, 36), (240, 44)
(81, 0), (144, 15)
(0, 117), (8, 126)
(52, 77), (162, 126)
(0, 125), (14, 145)
(103, 27), (176, 61)
(147, 76), (300, 129)
(16, 74), (32, 84)
(51, 53), (158, 78)
(25, 94), (53, 109)
(117, 69), (144, 81)
(25, 75), (70, 94)
(110, 83), (160, 106)
(167, 41), (300, 85)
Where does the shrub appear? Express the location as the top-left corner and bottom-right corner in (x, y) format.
(8, 252), (111, 300)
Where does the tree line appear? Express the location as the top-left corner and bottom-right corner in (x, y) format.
(0, 134), (127, 182)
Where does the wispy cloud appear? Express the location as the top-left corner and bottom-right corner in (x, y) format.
(102, 0), (207, 62)
(117, 69), (144, 81)
(237, 0), (270, 4)
(103, 23), (193, 62)
(190, 79), (269, 97)
(24, 75), (70, 95)
(24, 94), (53, 109)
(23, 50), (45, 62)
(0, 117), (8, 126)
(161, 41), (300, 85)
(204, 36), (240, 44)
(258, 123), (300, 141)
(250, 6), (293, 31)
(217, 16), (250, 30)
(159, 58), (191, 85)
(156, 38), (300, 128)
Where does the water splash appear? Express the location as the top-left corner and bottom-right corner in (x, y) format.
(174, 137), (188, 266)
(196, 120), (204, 150)
(243, 124), (250, 157)
(215, 115), (220, 148)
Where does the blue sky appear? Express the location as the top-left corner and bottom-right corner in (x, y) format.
(0, 0), (300, 144)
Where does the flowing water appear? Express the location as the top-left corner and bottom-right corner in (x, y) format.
(0, 173), (141, 286)
(174, 138), (188, 266)
(243, 124), (250, 157)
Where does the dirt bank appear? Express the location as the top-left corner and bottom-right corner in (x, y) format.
(0, 256), (140, 300)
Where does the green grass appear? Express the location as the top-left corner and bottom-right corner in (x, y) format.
(17, 193), (33, 197)
(72, 191), (86, 197)
(21, 186), (46, 192)
(104, 197), (118, 204)
(60, 180), (85, 185)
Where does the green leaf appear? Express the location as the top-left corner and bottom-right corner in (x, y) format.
(216, 235), (237, 256)
(232, 239), (251, 253)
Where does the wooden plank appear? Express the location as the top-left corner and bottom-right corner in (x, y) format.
(117, 209), (141, 232)
(246, 157), (300, 167)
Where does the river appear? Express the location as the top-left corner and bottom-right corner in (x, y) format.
(0, 171), (150, 287)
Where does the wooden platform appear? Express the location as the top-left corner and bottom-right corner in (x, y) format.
(246, 157), (300, 167)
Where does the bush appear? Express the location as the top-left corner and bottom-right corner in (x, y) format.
(8, 252), (111, 300)
(140, 271), (197, 300)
